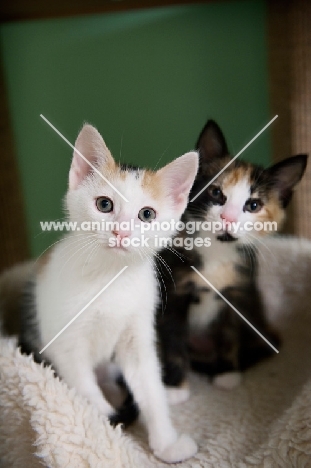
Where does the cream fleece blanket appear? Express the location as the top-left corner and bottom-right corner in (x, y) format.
(1, 237), (311, 467)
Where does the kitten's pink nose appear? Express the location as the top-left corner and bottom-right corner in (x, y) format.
(220, 212), (237, 224)
(112, 230), (130, 239)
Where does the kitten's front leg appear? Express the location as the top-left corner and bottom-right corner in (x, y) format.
(115, 327), (198, 463)
(48, 350), (114, 417)
(156, 290), (191, 385)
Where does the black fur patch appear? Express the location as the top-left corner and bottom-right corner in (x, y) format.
(18, 279), (49, 365)
(119, 162), (142, 179)
(216, 233), (238, 242)
(108, 390), (139, 428)
(155, 118), (289, 388)
(119, 162), (140, 172)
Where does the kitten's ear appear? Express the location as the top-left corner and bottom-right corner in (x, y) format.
(69, 124), (115, 190)
(158, 151), (199, 213)
(267, 154), (308, 207)
(196, 119), (229, 161)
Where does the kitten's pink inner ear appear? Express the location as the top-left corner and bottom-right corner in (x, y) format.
(69, 124), (114, 190)
(158, 151), (199, 212)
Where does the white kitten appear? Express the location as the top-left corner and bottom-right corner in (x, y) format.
(28, 124), (198, 463)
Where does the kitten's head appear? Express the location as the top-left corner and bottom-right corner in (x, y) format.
(65, 124), (198, 259)
(189, 119), (307, 242)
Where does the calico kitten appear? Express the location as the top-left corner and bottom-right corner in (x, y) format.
(157, 119), (307, 392)
(16, 124), (199, 463)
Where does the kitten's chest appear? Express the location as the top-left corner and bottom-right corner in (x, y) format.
(39, 261), (156, 360)
(84, 303), (128, 362)
(69, 266), (154, 325)
(188, 236), (240, 331)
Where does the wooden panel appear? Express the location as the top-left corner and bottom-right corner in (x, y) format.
(290, 0), (311, 238)
(267, 0), (293, 233)
(267, 0), (311, 237)
(0, 0), (212, 22)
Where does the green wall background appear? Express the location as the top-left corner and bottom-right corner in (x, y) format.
(0, 1), (271, 257)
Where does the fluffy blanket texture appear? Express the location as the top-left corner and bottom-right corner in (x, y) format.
(1, 237), (311, 467)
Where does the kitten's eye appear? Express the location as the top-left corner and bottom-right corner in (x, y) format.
(244, 199), (263, 213)
(211, 187), (221, 197)
(138, 207), (156, 223)
(96, 197), (113, 213)
(207, 185), (224, 201)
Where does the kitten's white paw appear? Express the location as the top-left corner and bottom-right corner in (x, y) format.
(213, 371), (242, 390)
(154, 434), (198, 463)
(166, 386), (190, 405)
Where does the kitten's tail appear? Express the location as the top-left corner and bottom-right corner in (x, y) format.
(0, 260), (35, 337)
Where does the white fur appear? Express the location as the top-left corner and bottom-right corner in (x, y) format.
(220, 178), (251, 226)
(153, 434), (197, 463)
(2, 236), (311, 466)
(36, 124), (198, 463)
(166, 386), (190, 405)
(188, 176), (270, 383)
(95, 362), (125, 408)
(213, 371), (242, 390)
(188, 175), (285, 353)
(188, 173), (273, 336)
(188, 232), (240, 331)
(206, 175), (269, 240)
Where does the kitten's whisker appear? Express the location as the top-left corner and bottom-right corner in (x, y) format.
(154, 266), (167, 313)
(239, 242), (248, 265)
(152, 258), (171, 311)
(155, 252), (172, 275)
(119, 133), (124, 164)
(137, 247), (146, 263)
(240, 239), (257, 273)
(34, 234), (88, 266)
(153, 142), (172, 171)
(82, 241), (100, 277)
(246, 232), (276, 262)
(34, 216), (68, 239)
(59, 238), (99, 277)
(142, 248), (167, 311)
(152, 250), (175, 288)
(164, 245), (188, 262)
(61, 236), (98, 260)
(35, 239), (63, 265)
(59, 233), (96, 247)
(58, 234), (98, 258)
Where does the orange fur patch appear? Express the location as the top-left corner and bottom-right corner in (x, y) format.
(97, 151), (117, 178)
(256, 192), (285, 236)
(222, 165), (252, 191)
(117, 168), (128, 181)
(142, 170), (163, 199)
(176, 262), (245, 296)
